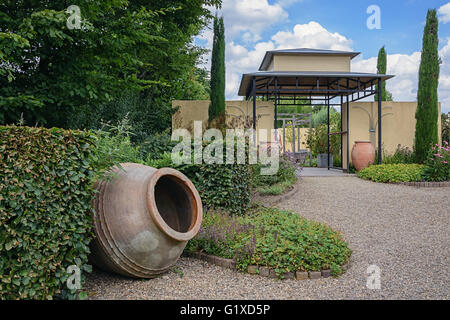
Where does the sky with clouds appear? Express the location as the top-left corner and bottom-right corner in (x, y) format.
(195, 0), (450, 113)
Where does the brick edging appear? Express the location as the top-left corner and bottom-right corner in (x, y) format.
(270, 182), (299, 206)
(184, 251), (349, 280)
(393, 181), (450, 188)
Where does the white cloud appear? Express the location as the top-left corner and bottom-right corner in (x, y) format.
(223, 21), (353, 99)
(352, 41), (450, 114)
(438, 2), (450, 23)
(271, 21), (353, 51)
(222, 0), (287, 41)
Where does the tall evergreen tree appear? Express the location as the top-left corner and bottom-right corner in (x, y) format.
(375, 46), (393, 101)
(414, 9), (440, 163)
(208, 15), (226, 124)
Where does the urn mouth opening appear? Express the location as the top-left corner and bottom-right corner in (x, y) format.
(147, 168), (203, 241)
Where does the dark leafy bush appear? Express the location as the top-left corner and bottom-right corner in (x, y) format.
(147, 151), (252, 216)
(0, 126), (96, 300)
(357, 164), (425, 183)
(186, 207), (352, 277)
(422, 142), (450, 182)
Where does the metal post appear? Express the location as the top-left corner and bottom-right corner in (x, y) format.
(327, 94), (330, 170)
(340, 95), (343, 170)
(378, 78), (382, 164)
(346, 79), (350, 172)
(309, 113), (313, 166)
(292, 114), (296, 154)
(252, 77), (257, 147)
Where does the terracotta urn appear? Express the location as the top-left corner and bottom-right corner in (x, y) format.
(90, 163), (203, 278)
(351, 141), (375, 171)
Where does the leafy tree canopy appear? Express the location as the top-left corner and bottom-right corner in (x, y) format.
(0, 0), (220, 131)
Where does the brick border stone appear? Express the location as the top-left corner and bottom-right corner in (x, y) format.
(393, 181), (450, 188)
(184, 251), (350, 281)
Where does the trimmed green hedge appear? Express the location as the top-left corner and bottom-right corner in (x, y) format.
(186, 207), (352, 277)
(147, 152), (252, 216)
(357, 164), (425, 183)
(0, 126), (96, 300)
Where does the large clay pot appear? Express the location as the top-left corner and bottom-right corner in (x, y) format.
(90, 163), (202, 278)
(351, 141), (375, 172)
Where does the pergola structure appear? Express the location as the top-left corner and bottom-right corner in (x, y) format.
(238, 48), (394, 171)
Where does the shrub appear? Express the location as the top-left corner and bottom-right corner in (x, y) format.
(0, 126), (96, 300)
(90, 118), (142, 178)
(147, 151), (252, 216)
(186, 207), (352, 277)
(422, 142), (450, 182)
(307, 112), (341, 157)
(253, 153), (298, 196)
(382, 145), (415, 164)
(357, 164), (425, 183)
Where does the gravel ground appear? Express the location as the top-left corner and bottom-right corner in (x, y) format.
(84, 177), (450, 300)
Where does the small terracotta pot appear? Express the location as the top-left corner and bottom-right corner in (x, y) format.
(351, 141), (375, 171)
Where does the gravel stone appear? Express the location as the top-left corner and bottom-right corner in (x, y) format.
(84, 177), (450, 300)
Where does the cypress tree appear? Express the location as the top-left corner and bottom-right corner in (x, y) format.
(375, 46), (393, 101)
(414, 9), (440, 163)
(209, 15), (226, 125)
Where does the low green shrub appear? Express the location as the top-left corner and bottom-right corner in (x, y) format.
(357, 164), (425, 183)
(422, 142), (450, 182)
(253, 153), (298, 196)
(186, 207), (352, 277)
(0, 126), (96, 300)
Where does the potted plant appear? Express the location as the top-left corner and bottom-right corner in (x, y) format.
(307, 124), (333, 168)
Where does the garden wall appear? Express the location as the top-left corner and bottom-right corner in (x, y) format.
(342, 102), (442, 170)
(172, 100), (274, 143)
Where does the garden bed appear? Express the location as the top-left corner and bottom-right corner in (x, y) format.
(184, 206), (352, 279)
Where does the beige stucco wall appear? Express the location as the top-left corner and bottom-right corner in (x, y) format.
(343, 101), (442, 170)
(172, 100), (274, 143)
(173, 100), (442, 170)
(273, 54), (351, 72)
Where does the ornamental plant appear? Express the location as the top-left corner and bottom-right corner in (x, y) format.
(357, 164), (425, 183)
(422, 142), (450, 182)
(185, 207), (352, 277)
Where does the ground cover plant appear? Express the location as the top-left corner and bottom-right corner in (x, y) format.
(357, 164), (425, 183)
(185, 206), (352, 278)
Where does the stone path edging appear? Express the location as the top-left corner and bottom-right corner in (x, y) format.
(184, 251), (349, 281)
(393, 181), (450, 188)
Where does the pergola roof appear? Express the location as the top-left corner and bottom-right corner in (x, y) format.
(238, 71), (395, 97)
(259, 48), (361, 71)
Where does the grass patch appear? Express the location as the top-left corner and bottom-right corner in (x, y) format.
(185, 206), (352, 277)
(256, 177), (296, 195)
(357, 164), (425, 183)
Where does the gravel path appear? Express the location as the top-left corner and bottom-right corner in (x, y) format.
(84, 177), (450, 300)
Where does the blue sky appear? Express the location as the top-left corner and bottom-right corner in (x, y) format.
(196, 0), (450, 113)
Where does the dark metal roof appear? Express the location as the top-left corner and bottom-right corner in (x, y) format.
(238, 71), (394, 97)
(259, 48), (361, 71)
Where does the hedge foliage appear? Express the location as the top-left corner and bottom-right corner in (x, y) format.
(357, 164), (425, 183)
(147, 152), (252, 216)
(0, 126), (96, 300)
(186, 207), (352, 277)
